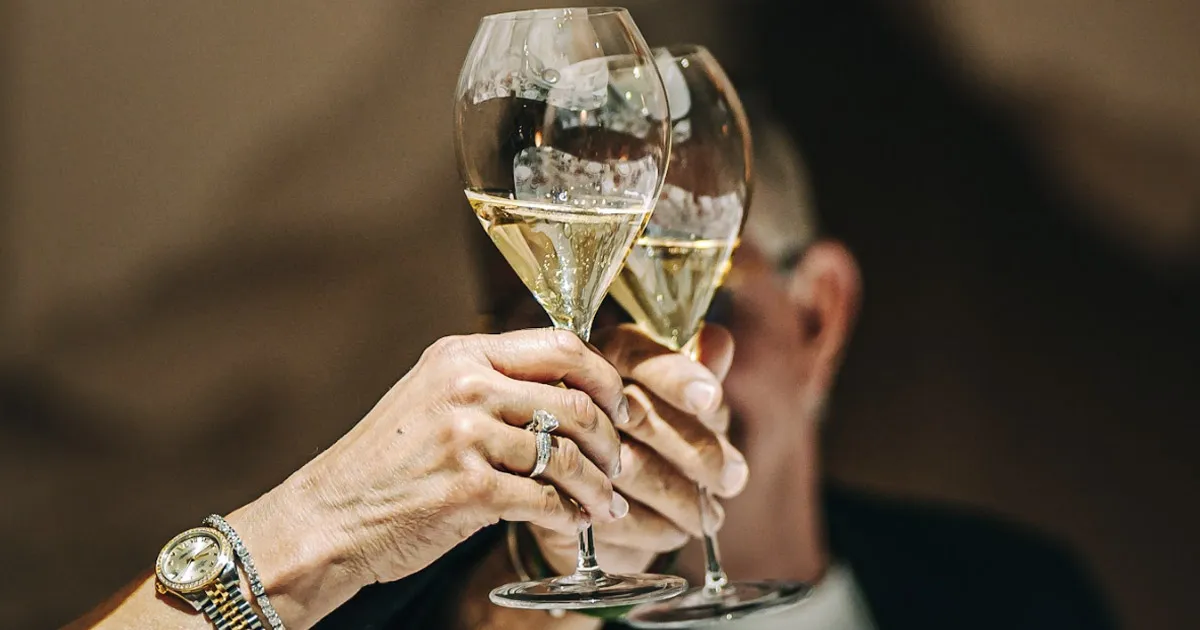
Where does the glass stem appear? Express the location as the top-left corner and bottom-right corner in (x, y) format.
(575, 521), (603, 578)
(551, 319), (607, 580)
(683, 326), (730, 595)
(699, 490), (729, 594)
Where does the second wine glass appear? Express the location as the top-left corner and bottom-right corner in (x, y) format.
(611, 45), (812, 628)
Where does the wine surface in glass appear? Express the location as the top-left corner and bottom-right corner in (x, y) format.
(469, 190), (651, 333)
(609, 237), (737, 351)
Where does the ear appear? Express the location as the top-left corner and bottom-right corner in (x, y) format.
(786, 240), (861, 391)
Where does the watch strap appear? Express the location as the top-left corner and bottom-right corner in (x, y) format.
(199, 567), (265, 630)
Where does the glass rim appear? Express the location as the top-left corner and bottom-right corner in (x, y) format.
(482, 7), (629, 22)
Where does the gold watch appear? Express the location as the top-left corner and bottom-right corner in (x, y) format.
(154, 526), (264, 629)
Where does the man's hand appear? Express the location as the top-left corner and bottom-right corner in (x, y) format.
(531, 324), (747, 574)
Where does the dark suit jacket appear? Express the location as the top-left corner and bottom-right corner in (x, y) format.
(821, 486), (1115, 629)
(315, 485), (1115, 629)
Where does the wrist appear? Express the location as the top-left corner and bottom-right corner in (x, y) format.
(226, 472), (363, 629)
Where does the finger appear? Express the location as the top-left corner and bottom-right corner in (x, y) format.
(695, 324), (735, 382)
(532, 499), (690, 559)
(593, 324), (723, 416)
(468, 329), (629, 425)
(487, 376), (622, 477)
(484, 424), (627, 523)
(552, 500), (691, 554)
(491, 474), (588, 537)
(623, 385), (748, 498)
(703, 404), (731, 434)
(613, 440), (727, 538)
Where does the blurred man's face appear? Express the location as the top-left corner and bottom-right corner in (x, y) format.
(718, 244), (825, 440)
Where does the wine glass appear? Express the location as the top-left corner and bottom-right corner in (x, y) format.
(454, 7), (687, 610)
(613, 45), (812, 627)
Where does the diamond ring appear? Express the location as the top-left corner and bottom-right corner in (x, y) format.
(525, 410), (559, 478)
(526, 409), (560, 434)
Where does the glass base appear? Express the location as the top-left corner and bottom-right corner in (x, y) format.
(624, 580), (811, 628)
(489, 572), (688, 610)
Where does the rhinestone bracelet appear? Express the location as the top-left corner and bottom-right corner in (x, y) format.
(204, 514), (286, 630)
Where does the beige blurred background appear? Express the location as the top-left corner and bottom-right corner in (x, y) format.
(2, 1), (1197, 628)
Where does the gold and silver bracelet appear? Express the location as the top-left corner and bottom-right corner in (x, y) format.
(204, 514), (286, 630)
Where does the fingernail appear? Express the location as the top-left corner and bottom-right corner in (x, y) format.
(684, 381), (719, 413)
(609, 492), (630, 519)
(720, 454), (749, 495)
(611, 452), (623, 479)
(615, 394), (631, 425)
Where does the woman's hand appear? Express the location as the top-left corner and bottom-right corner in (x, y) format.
(530, 324), (746, 575)
(233, 329), (630, 627)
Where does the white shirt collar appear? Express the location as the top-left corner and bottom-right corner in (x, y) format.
(713, 564), (877, 630)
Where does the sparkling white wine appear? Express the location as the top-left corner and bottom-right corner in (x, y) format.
(468, 190), (651, 336)
(609, 237), (738, 351)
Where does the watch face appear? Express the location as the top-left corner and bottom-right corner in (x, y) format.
(156, 527), (230, 592)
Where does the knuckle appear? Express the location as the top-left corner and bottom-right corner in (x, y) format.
(539, 483), (563, 514)
(441, 414), (481, 449)
(449, 469), (494, 505)
(465, 469), (497, 500)
(446, 371), (491, 406)
(548, 329), (584, 358)
(564, 391), (598, 431)
(426, 335), (466, 360)
(556, 439), (586, 479)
